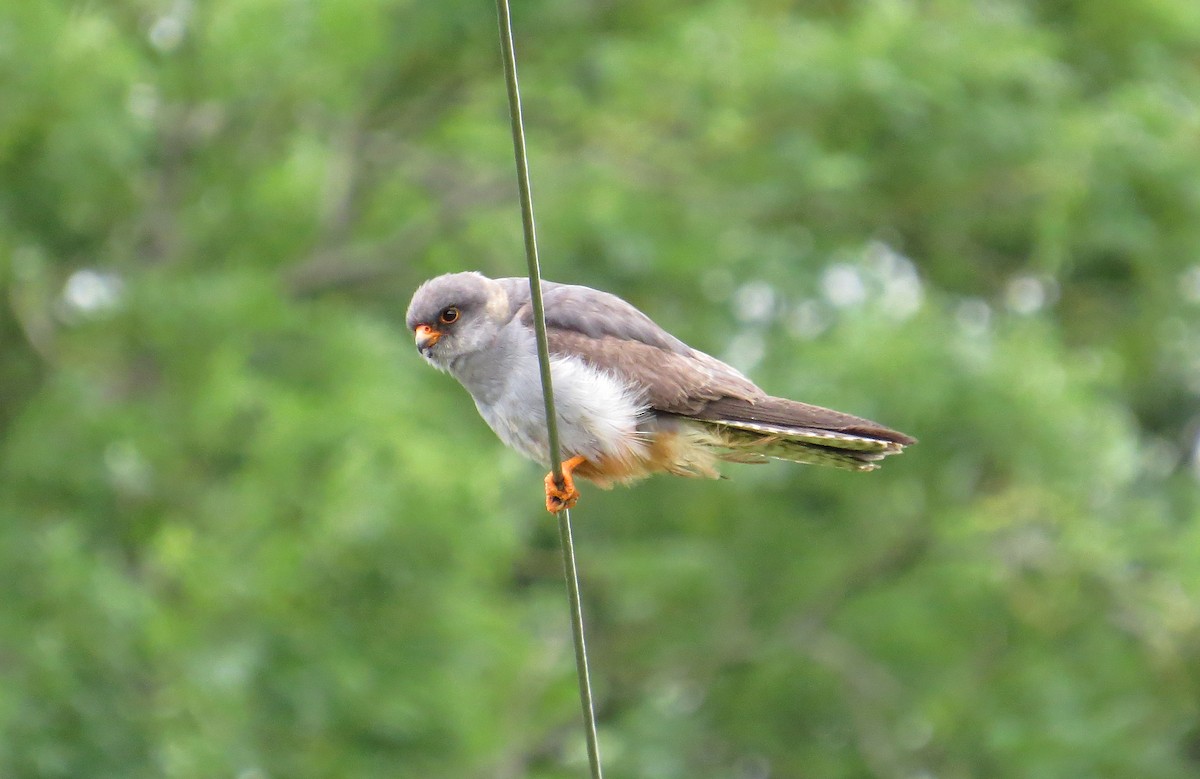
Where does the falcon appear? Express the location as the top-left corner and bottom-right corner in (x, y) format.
(406, 272), (915, 513)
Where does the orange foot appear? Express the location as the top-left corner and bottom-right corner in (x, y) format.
(545, 455), (588, 514)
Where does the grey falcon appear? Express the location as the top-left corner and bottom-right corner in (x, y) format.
(406, 271), (916, 513)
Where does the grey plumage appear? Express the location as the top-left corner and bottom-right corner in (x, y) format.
(406, 271), (914, 486)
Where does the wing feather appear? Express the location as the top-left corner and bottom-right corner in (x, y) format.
(512, 281), (692, 355)
(507, 278), (916, 465)
(543, 329), (761, 414)
(510, 282), (763, 414)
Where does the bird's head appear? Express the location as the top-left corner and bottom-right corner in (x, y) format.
(405, 272), (508, 371)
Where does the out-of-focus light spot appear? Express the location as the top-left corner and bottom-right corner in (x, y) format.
(732, 280), (775, 323)
(149, 3), (191, 53)
(820, 263), (867, 308)
(1003, 273), (1060, 316)
(864, 240), (901, 275)
(149, 15), (185, 52)
(652, 678), (705, 715)
(854, 241), (926, 316)
(235, 769), (268, 779)
(1005, 274), (1053, 315)
(236, 770), (268, 779)
(63, 269), (124, 314)
(956, 298), (991, 335)
(1181, 265), (1200, 304)
(1141, 436), (1179, 481)
(205, 641), (260, 690)
(870, 243), (924, 320)
(127, 83), (158, 122)
(786, 299), (829, 340)
(104, 440), (152, 497)
(725, 331), (765, 374)
(882, 270), (923, 319)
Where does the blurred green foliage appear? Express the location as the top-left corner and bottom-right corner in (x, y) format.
(2, 0), (1200, 777)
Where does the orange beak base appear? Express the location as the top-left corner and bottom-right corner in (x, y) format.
(414, 324), (442, 352)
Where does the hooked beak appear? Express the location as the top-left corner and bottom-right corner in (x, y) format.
(414, 324), (442, 352)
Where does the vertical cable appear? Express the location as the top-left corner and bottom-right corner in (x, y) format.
(494, 2), (604, 777)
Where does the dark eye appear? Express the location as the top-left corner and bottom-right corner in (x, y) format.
(439, 306), (460, 324)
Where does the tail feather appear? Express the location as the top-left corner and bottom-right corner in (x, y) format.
(688, 396), (915, 472)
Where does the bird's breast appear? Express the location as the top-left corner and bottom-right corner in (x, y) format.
(548, 355), (648, 462)
(463, 350), (647, 469)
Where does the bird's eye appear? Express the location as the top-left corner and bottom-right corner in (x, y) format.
(439, 306), (460, 324)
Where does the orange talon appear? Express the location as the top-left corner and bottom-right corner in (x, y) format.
(545, 455), (587, 513)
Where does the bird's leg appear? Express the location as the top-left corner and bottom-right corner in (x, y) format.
(545, 455), (587, 514)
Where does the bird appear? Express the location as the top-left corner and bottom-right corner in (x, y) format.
(406, 272), (915, 513)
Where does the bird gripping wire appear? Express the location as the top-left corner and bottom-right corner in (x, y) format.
(494, 2), (604, 777)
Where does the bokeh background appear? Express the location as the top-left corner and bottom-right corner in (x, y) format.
(3, 1), (1200, 777)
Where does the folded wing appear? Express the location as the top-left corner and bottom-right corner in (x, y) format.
(517, 281), (915, 471)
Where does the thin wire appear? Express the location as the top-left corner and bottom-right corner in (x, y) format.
(556, 493), (603, 777)
(494, 0), (562, 480)
(494, 2), (604, 777)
